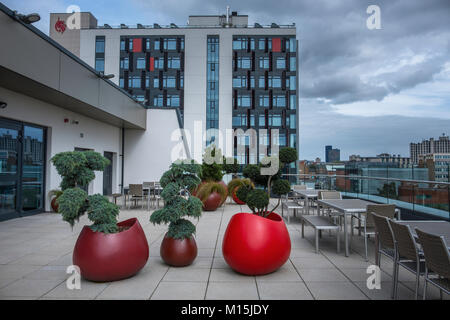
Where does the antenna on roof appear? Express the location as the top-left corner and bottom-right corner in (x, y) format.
(153, 23), (161, 28)
(137, 23), (144, 29)
(170, 23), (178, 28)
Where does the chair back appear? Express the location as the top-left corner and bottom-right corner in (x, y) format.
(388, 220), (420, 261)
(319, 191), (342, 200)
(129, 184), (143, 196)
(371, 212), (395, 250)
(416, 228), (450, 279)
(365, 204), (396, 227)
(143, 181), (154, 188)
(292, 185), (307, 191)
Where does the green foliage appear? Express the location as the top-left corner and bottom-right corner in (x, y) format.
(199, 146), (224, 182)
(167, 219), (196, 240)
(246, 189), (270, 216)
(222, 157), (240, 175)
(235, 184), (252, 203)
(51, 151), (118, 233)
(272, 179), (291, 196)
(150, 163), (203, 240)
(196, 181), (227, 203)
(279, 147), (298, 165)
(48, 189), (63, 198)
(227, 178), (254, 197)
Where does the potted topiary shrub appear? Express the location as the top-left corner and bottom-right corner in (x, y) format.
(227, 178), (254, 205)
(196, 181), (228, 211)
(51, 151), (149, 282)
(150, 162), (203, 267)
(222, 147), (298, 275)
(48, 189), (62, 212)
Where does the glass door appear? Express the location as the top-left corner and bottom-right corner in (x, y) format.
(0, 119), (21, 220)
(0, 117), (46, 221)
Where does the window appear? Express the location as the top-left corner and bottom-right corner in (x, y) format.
(129, 76), (141, 88)
(290, 133), (296, 148)
(250, 38), (255, 50)
(163, 76), (176, 88)
(290, 94), (297, 109)
(120, 39), (125, 51)
(153, 77), (159, 88)
(154, 58), (164, 69)
(163, 38), (177, 50)
(233, 37), (247, 50)
(153, 95), (163, 106)
(120, 57), (129, 70)
(269, 76), (281, 88)
(145, 75), (150, 88)
(273, 95), (286, 107)
(289, 38), (296, 52)
(237, 95), (251, 107)
(258, 38), (265, 50)
(250, 75), (255, 88)
(269, 114), (282, 127)
(167, 95), (180, 107)
(136, 57), (146, 69)
(259, 57), (269, 69)
(290, 114), (296, 129)
(233, 76), (247, 88)
(278, 133), (286, 146)
(290, 76), (296, 90)
(129, 40), (133, 51)
(133, 95), (145, 103)
(259, 76), (265, 88)
(237, 57), (251, 69)
(259, 95), (270, 107)
(154, 39), (160, 50)
(276, 57), (286, 69)
(259, 115), (265, 126)
(95, 58), (104, 72)
(289, 56), (296, 71)
(250, 114), (255, 126)
(180, 75), (184, 88)
(232, 116), (241, 126)
(119, 77), (124, 88)
(95, 37), (105, 53)
(167, 57), (180, 69)
(146, 39), (150, 50)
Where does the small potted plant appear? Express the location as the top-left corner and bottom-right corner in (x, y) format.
(222, 147), (297, 275)
(48, 189), (62, 212)
(227, 178), (254, 205)
(51, 151), (149, 282)
(150, 162), (203, 267)
(196, 181), (227, 211)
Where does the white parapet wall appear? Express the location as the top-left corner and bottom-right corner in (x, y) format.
(124, 108), (188, 184)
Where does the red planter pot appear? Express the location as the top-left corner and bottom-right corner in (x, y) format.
(231, 187), (245, 205)
(51, 197), (59, 212)
(202, 192), (222, 211)
(222, 212), (291, 275)
(73, 218), (149, 282)
(160, 234), (198, 267)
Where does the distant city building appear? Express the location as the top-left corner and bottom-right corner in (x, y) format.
(410, 134), (450, 164)
(419, 153), (450, 182)
(325, 145), (340, 162)
(348, 153), (411, 168)
(315, 157), (321, 163)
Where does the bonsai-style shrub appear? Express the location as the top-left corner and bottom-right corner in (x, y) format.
(199, 145), (224, 182)
(196, 181), (227, 211)
(51, 151), (119, 233)
(238, 147), (298, 217)
(150, 162), (203, 239)
(222, 156), (240, 178)
(227, 178), (254, 204)
(48, 189), (63, 212)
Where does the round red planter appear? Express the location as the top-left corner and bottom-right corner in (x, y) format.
(202, 192), (222, 211)
(160, 234), (197, 267)
(231, 187), (245, 205)
(51, 197), (59, 212)
(73, 218), (149, 282)
(222, 212), (291, 275)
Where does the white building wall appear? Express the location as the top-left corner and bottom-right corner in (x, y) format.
(123, 109), (186, 184)
(0, 87), (122, 211)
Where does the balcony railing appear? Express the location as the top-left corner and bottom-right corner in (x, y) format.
(282, 173), (450, 221)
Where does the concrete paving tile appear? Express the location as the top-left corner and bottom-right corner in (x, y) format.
(163, 268), (209, 282)
(257, 281), (313, 300)
(209, 268), (255, 282)
(306, 281), (368, 300)
(43, 278), (109, 299)
(206, 281), (259, 300)
(298, 268), (348, 282)
(0, 278), (63, 298)
(151, 281), (207, 300)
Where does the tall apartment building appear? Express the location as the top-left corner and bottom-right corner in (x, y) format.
(410, 134), (450, 164)
(325, 145), (340, 162)
(49, 9), (299, 173)
(348, 153), (412, 168)
(419, 153), (450, 182)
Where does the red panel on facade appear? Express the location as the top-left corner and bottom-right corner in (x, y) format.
(132, 38), (142, 52)
(272, 38), (281, 52)
(149, 57), (154, 71)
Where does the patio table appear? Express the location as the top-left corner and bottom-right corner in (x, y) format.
(397, 220), (450, 248)
(317, 199), (374, 257)
(293, 190), (321, 215)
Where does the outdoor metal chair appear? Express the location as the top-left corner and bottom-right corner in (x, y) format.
(416, 228), (450, 300)
(351, 204), (396, 261)
(389, 220), (426, 300)
(143, 181), (154, 209)
(281, 194), (303, 224)
(371, 212), (397, 299)
(318, 191), (342, 227)
(128, 184), (146, 209)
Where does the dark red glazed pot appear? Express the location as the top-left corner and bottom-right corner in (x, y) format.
(231, 187), (245, 205)
(160, 234), (198, 267)
(202, 192), (222, 211)
(73, 218), (149, 282)
(222, 212), (291, 275)
(51, 197), (59, 212)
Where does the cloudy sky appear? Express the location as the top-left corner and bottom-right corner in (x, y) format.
(4, 0), (450, 160)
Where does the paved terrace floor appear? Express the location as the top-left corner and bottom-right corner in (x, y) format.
(0, 200), (448, 300)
